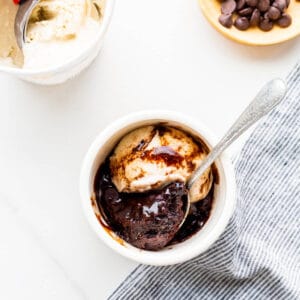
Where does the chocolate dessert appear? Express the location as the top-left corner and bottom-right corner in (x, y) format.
(93, 125), (216, 251)
(95, 162), (189, 250)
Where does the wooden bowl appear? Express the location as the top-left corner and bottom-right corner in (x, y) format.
(199, 0), (300, 46)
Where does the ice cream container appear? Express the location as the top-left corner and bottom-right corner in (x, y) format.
(0, 0), (115, 85)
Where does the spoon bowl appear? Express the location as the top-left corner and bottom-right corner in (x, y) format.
(14, 0), (38, 49)
(199, 0), (300, 46)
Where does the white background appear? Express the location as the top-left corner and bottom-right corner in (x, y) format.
(0, 0), (299, 299)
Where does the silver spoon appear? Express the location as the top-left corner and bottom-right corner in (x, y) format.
(180, 78), (287, 226)
(14, 0), (38, 49)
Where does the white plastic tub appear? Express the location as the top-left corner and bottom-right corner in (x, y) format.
(0, 0), (115, 85)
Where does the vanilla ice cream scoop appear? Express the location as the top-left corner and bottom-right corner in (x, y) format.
(110, 126), (213, 202)
(12, 0), (105, 69)
(26, 0), (90, 42)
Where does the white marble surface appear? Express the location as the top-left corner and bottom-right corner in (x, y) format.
(0, 0), (299, 299)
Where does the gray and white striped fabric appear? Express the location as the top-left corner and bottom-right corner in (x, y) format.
(109, 65), (300, 300)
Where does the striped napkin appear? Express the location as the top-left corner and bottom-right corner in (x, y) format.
(109, 65), (300, 300)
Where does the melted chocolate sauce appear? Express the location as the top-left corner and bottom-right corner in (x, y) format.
(94, 161), (214, 251)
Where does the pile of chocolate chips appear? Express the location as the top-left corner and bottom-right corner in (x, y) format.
(219, 0), (293, 31)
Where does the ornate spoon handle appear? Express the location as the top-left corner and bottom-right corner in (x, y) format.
(188, 78), (287, 190)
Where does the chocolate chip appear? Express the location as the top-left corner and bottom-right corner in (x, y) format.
(236, 0), (246, 10)
(219, 14), (234, 28)
(268, 6), (281, 20)
(238, 7), (253, 16)
(218, 0), (293, 31)
(250, 8), (260, 26)
(277, 13), (292, 27)
(234, 16), (250, 30)
(246, 0), (258, 6)
(273, 0), (287, 11)
(258, 0), (270, 12)
(259, 18), (273, 31)
(221, 0), (237, 14)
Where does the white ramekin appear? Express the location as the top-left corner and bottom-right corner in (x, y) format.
(0, 0), (115, 85)
(80, 111), (236, 266)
